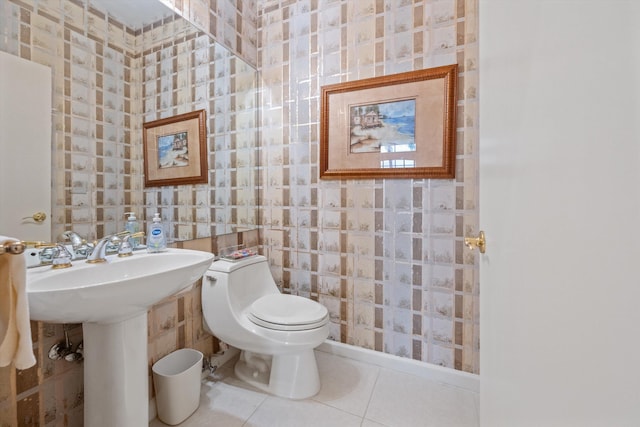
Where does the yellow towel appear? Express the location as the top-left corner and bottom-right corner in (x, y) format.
(0, 237), (36, 369)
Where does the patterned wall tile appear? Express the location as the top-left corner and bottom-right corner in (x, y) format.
(258, 0), (479, 374)
(159, 0), (257, 66)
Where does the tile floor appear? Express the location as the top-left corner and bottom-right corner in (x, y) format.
(150, 350), (479, 427)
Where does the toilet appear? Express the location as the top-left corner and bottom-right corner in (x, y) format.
(201, 255), (330, 399)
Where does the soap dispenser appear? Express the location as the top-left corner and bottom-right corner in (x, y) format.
(124, 212), (140, 248)
(147, 213), (167, 253)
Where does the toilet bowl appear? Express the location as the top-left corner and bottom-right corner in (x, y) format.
(202, 255), (330, 399)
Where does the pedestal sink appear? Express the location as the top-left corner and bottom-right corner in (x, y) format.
(26, 248), (215, 427)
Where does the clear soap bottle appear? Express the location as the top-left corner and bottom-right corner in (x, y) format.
(124, 212), (139, 248)
(147, 213), (167, 253)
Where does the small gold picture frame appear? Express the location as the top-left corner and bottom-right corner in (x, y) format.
(143, 109), (208, 187)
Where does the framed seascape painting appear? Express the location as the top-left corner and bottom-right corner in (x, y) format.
(143, 110), (208, 187)
(320, 65), (458, 179)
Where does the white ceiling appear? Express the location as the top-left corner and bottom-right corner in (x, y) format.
(89, 0), (175, 29)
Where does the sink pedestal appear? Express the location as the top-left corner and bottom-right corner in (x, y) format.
(83, 313), (148, 426)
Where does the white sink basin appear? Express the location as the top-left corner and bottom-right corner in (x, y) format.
(27, 248), (214, 324)
(26, 247), (215, 426)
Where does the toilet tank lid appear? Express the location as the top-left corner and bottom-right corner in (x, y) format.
(208, 254), (266, 273)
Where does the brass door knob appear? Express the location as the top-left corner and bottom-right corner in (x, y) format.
(22, 212), (47, 223)
(464, 231), (486, 254)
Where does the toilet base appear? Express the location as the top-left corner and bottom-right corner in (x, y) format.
(234, 349), (321, 399)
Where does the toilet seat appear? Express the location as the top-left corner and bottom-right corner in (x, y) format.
(248, 294), (329, 331)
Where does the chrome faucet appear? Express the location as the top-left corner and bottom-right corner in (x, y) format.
(86, 234), (123, 264)
(86, 231), (144, 263)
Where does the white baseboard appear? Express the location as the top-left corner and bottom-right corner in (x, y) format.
(316, 340), (479, 393)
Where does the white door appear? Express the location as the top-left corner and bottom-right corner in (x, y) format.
(0, 52), (51, 242)
(479, 1), (640, 426)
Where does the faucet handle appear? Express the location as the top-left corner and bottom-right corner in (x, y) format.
(52, 244), (73, 269)
(36, 243), (73, 269)
(117, 232), (145, 257)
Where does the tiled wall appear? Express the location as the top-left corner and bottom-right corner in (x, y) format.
(0, 0), (258, 246)
(257, 0), (480, 372)
(138, 17), (259, 239)
(158, 0), (258, 66)
(0, 322), (85, 426)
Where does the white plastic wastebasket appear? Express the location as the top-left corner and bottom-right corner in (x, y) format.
(152, 348), (203, 425)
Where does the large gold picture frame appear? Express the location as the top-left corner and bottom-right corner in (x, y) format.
(320, 65), (458, 179)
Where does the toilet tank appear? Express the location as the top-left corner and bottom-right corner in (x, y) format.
(206, 255), (279, 313)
